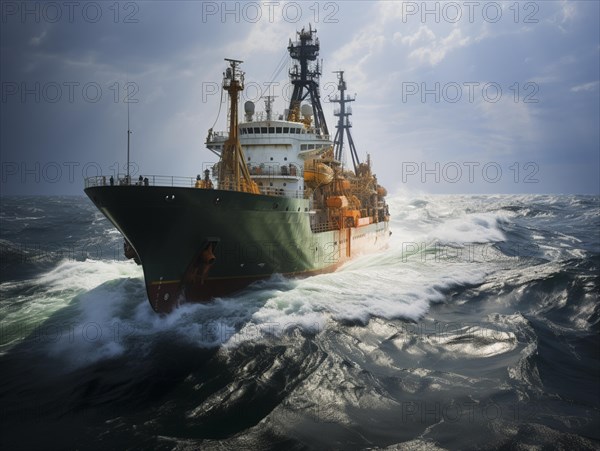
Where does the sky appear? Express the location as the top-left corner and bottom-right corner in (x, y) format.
(1, 0), (599, 195)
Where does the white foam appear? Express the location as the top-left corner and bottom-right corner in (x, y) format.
(0, 259), (144, 364)
(427, 213), (507, 245)
(4, 192), (571, 364)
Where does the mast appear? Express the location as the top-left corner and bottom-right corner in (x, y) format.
(126, 100), (132, 183)
(328, 71), (360, 173)
(218, 59), (259, 193)
(263, 95), (276, 121)
(287, 24), (328, 137)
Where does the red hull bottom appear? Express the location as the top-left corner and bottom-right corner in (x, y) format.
(146, 263), (344, 314)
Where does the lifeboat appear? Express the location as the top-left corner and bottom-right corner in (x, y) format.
(304, 159), (333, 186)
(335, 178), (351, 191)
(326, 195), (349, 208)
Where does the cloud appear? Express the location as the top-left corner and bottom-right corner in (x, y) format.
(476, 97), (539, 157)
(327, 24), (386, 99)
(560, 0), (577, 23)
(1, 0), (598, 195)
(394, 25), (435, 47)
(570, 81), (599, 93)
(400, 27), (471, 66)
(29, 30), (47, 46)
(222, 2), (299, 57)
(547, 0), (578, 33)
(224, 22), (287, 56)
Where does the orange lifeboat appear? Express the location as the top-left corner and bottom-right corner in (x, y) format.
(304, 159), (333, 187)
(326, 195), (349, 208)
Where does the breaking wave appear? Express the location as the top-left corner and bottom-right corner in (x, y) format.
(0, 193), (598, 449)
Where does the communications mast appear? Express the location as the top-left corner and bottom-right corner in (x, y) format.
(328, 70), (361, 173)
(287, 24), (328, 137)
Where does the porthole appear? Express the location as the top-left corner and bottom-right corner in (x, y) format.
(214, 196), (221, 205)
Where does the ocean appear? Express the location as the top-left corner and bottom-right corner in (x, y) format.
(1, 194), (598, 450)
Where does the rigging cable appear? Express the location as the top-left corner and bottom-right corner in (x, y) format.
(259, 48), (289, 100)
(210, 47), (288, 131)
(209, 80), (225, 131)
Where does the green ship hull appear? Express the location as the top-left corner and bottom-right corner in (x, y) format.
(85, 185), (390, 312)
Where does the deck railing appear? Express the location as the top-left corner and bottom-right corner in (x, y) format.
(248, 164), (301, 177)
(216, 180), (306, 199)
(84, 174), (197, 188)
(310, 220), (340, 233)
(84, 175), (307, 199)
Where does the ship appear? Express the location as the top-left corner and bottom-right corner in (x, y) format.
(84, 26), (391, 313)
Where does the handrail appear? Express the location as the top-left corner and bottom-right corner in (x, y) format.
(310, 221), (340, 233)
(84, 175), (308, 199)
(209, 128), (331, 141)
(248, 163), (301, 177)
(84, 174), (196, 188)
(217, 181), (306, 199)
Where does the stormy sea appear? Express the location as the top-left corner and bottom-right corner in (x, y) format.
(0, 194), (598, 450)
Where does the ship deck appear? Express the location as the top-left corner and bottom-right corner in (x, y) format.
(84, 175), (306, 199)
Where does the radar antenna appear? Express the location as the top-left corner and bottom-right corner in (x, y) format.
(262, 95), (277, 122)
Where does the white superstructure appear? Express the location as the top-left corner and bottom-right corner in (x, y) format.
(206, 100), (332, 199)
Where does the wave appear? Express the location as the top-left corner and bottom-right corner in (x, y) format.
(1, 195), (597, 366)
(1, 194), (599, 449)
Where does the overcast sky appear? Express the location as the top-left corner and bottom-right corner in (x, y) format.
(1, 0), (598, 195)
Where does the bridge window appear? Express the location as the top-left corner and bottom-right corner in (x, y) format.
(276, 127), (282, 133)
(283, 127), (289, 133)
(247, 128), (253, 134)
(260, 127), (267, 133)
(268, 127), (275, 133)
